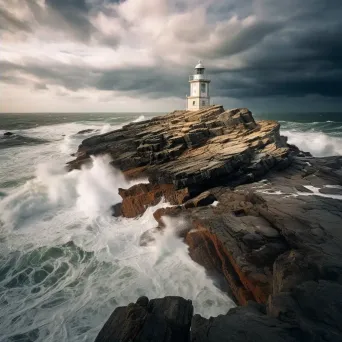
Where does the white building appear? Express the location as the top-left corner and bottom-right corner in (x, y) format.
(186, 61), (211, 111)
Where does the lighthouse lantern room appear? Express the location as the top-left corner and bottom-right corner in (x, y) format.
(186, 60), (211, 111)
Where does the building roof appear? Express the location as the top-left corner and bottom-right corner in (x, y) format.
(195, 60), (204, 69)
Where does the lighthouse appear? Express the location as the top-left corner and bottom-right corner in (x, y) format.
(186, 61), (211, 111)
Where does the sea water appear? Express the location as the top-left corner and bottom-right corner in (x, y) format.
(0, 111), (341, 341)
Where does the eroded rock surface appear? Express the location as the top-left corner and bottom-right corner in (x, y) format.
(68, 107), (290, 193)
(68, 106), (342, 342)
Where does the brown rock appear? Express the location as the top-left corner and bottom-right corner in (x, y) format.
(123, 166), (148, 180)
(184, 191), (217, 208)
(153, 206), (184, 227)
(185, 228), (254, 305)
(68, 106), (290, 191)
(66, 106), (342, 342)
(119, 183), (189, 218)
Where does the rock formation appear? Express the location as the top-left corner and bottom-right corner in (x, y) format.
(68, 106), (342, 342)
(76, 128), (96, 134)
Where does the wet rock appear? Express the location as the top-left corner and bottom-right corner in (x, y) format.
(191, 302), (302, 342)
(67, 106), (342, 342)
(97, 284), (342, 342)
(0, 133), (49, 149)
(319, 186), (342, 196)
(77, 128), (95, 134)
(184, 191), (217, 208)
(111, 202), (122, 217)
(272, 250), (318, 294)
(153, 206), (185, 227)
(118, 183), (189, 218)
(218, 107), (257, 129)
(94, 296), (193, 342)
(268, 280), (342, 341)
(287, 142), (312, 157)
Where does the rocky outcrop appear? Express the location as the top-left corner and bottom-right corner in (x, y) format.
(68, 106), (342, 342)
(77, 128), (96, 134)
(68, 107), (290, 193)
(117, 183), (189, 218)
(153, 156), (342, 307)
(94, 296), (193, 342)
(69, 107), (292, 220)
(1, 132), (49, 149)
(95, 280), (342, 341)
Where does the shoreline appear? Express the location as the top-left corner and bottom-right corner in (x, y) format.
(68, 106), (342, 342)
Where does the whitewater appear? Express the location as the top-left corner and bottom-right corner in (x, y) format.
(0, 114), (235, 342)
(0, 112), (341, 341)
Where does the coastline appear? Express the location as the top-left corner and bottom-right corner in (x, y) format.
(68, 106), (342, 341)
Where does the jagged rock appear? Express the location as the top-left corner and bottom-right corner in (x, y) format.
(111, 202), (122, 217)
(94, 296), (193, 342)
(68, 106), (290, 193)
(268, 280), (342, 341)
(184, 191), (217, 208)
(118, 184), (189, 218)
(96, 281), (342, 342)
(152, 157), (342, 307)
(191, 302), (302, 342)
(1, 133), (49, 149)
(77, 128), (95, 134)
(153, 206), (185, 227)
(67, 106), (342, 342)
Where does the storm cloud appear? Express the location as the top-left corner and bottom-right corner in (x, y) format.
(1, 0), (341, 112)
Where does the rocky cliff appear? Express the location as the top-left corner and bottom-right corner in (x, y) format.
(68, 106), (342, 342)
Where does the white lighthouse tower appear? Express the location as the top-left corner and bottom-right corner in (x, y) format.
(186, 60), (211, 111)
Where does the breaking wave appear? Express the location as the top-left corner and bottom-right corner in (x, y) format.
(132, 115), (146, 122)
(0, 155), (234, 342)
(281, 129), (342, 157)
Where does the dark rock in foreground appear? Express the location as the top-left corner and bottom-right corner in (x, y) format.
(3, 131), (14, 136)
(95, 296), (193, 342)
(95, 280), (342, 341)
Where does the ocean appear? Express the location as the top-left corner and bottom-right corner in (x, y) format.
(0, 111), (341, 342)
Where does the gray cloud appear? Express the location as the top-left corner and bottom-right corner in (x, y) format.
(1, 0), (342, 110)
(44, 0), (94, 41)
(0, 7), (31, 33)
(200, 19), (285, 59)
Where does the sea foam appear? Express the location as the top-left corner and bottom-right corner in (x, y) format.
(282, 129), (342, 157)
(0, 155), (234, 342)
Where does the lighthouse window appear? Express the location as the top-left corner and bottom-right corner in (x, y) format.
(193, 101), (195, 105)
(201, 83), (206, 93)
(202, 101), (205, 106)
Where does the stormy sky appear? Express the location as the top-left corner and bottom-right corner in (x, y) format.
(1, 0), (341, 113)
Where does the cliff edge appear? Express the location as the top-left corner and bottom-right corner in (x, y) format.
(68, 106), (342, 342)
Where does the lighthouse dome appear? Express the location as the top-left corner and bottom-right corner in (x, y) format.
(195, 60), (204, 69)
